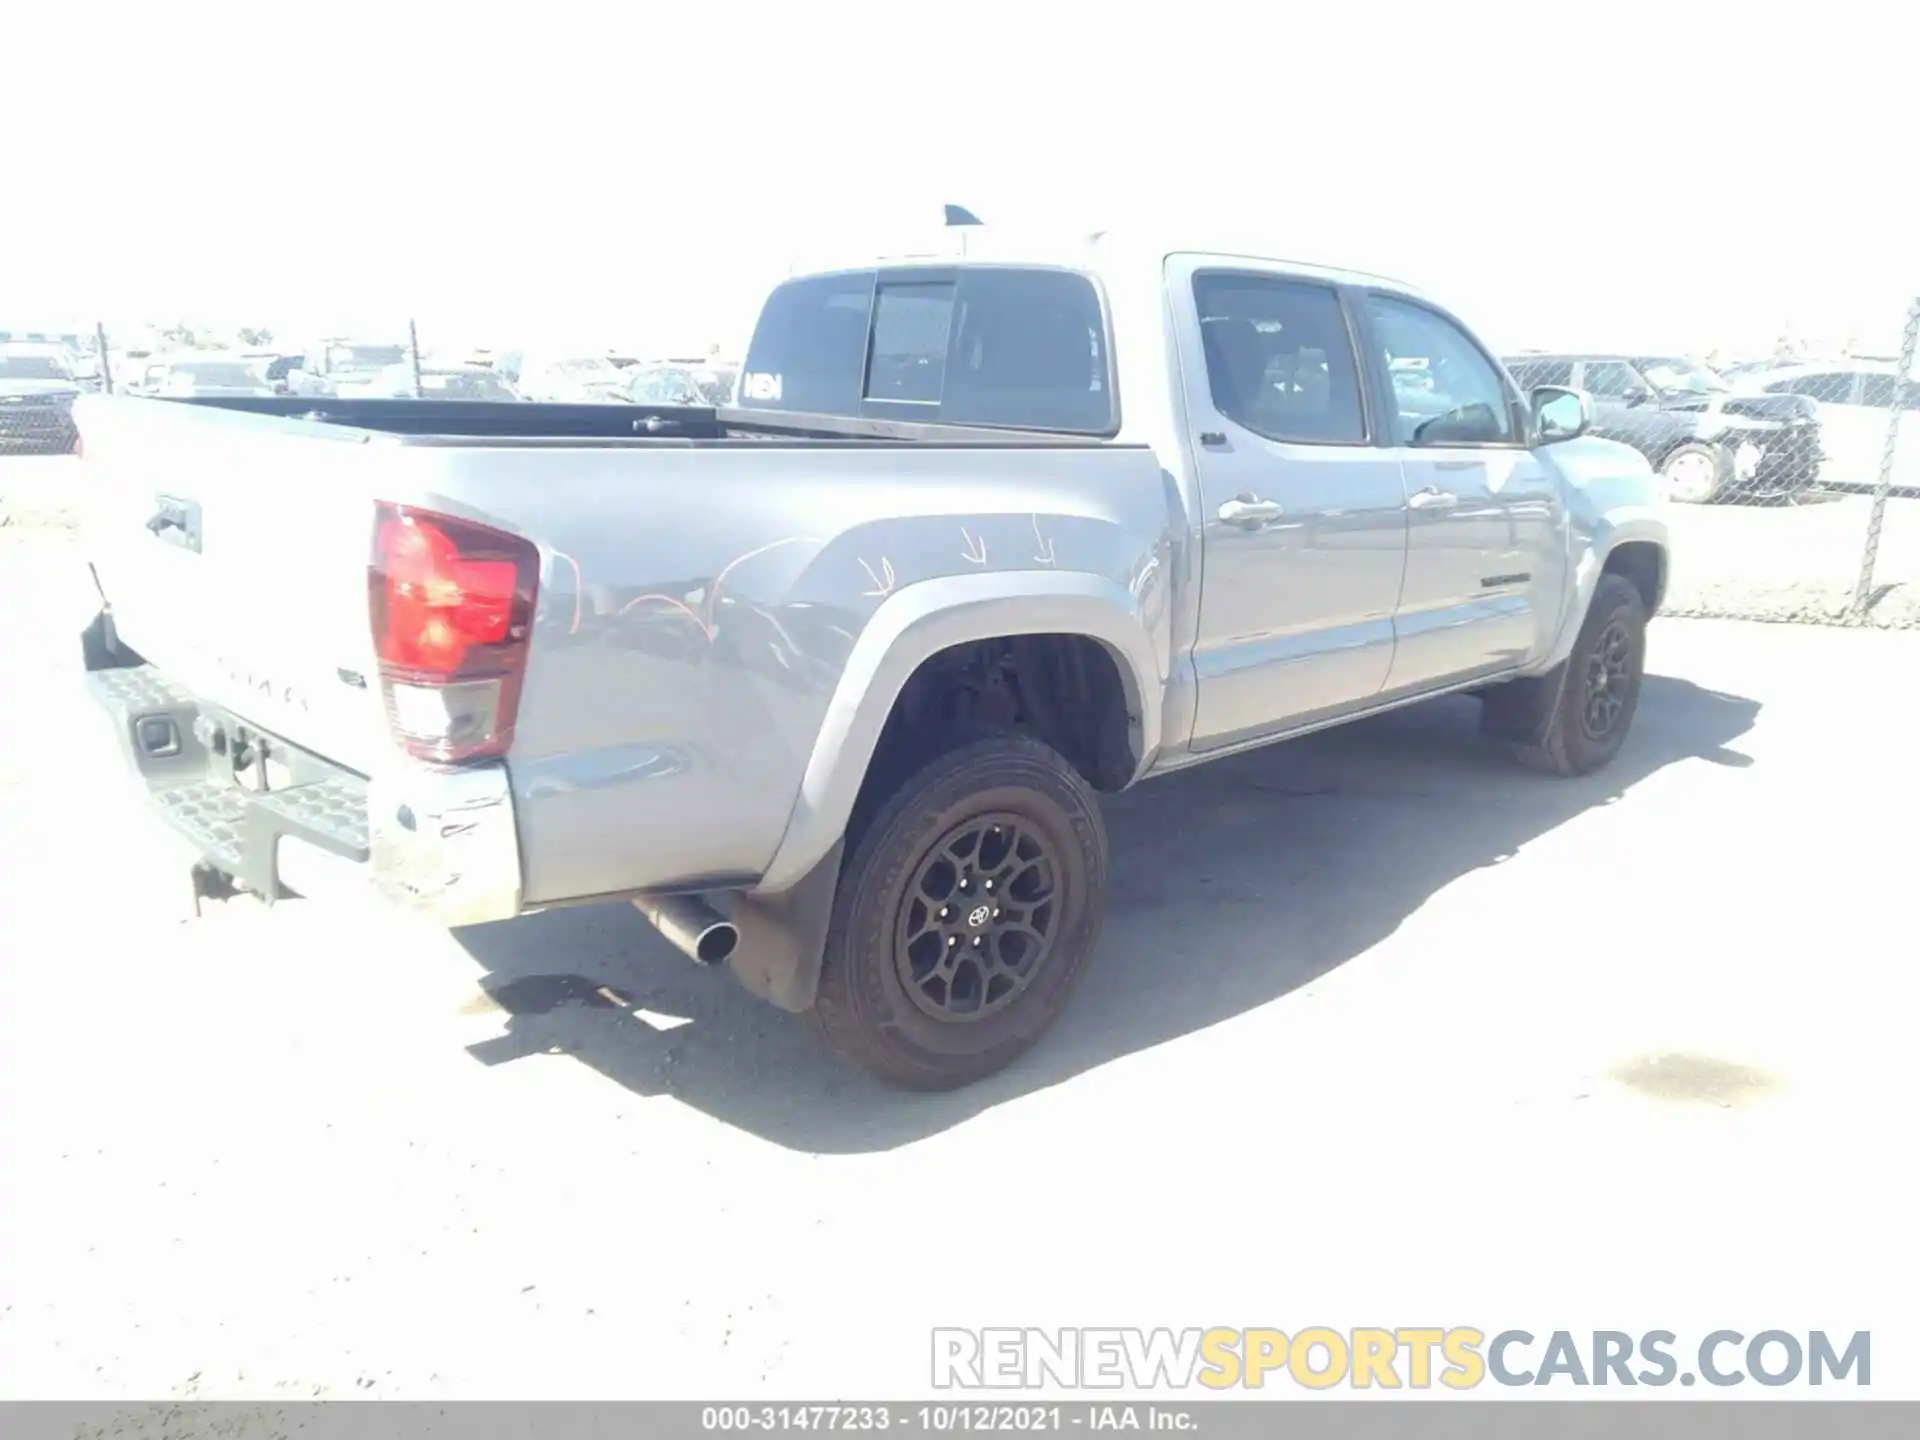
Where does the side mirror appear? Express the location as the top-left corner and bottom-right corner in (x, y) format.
(1532, 385), (1589, 444)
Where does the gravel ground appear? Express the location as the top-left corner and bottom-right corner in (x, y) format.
(1658, 487), (1920, 627)
(0, 498), (1917, 1402)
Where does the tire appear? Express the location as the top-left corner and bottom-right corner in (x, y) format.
(1658, 441), (1729, 504)
(1514, 574), (1648, 778)
(811, 731), (1109, 1091)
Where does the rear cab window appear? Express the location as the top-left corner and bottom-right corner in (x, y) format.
(736, 265), (1116, 435)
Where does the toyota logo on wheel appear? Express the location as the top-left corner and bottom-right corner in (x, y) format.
(967, 905), (992, 928)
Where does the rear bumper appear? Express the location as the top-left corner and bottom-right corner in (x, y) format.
(85, 651), (523, 927)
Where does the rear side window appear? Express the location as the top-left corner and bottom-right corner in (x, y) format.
(737, 266), (1114, 434)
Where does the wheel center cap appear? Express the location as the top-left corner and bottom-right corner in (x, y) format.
(967, 904), (992, 928)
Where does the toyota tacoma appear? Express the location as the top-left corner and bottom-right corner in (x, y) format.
(74, 231), (1670, 1090)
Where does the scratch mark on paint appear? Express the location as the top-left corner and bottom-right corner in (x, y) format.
(1031, 515), (1056, 566)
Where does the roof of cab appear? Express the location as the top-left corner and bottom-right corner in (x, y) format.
(795, 225), (1426, 299)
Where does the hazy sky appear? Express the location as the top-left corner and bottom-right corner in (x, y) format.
(11, 1), (1917, 359)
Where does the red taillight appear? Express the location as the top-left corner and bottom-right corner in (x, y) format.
(369, 502), (539, 764)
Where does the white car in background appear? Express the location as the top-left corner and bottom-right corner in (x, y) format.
(131, 354), (277, 399)
(494, 350), (630, 403)
(1737, 360), (1920, 492)
(623, 358), (738, 406)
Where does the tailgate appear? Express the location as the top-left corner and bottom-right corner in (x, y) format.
(77, 396), (396, 776)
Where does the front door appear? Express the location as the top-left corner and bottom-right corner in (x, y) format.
(1176, 263), (1410, 751)
(1358, 291), (1567, 693)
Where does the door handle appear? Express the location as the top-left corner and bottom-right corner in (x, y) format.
(1407, 486), (1459, 511)
(1217, 495), (1283, 528)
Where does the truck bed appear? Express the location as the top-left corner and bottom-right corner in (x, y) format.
(74, 391), (1172, 908)
(151, 394), (1120, 448)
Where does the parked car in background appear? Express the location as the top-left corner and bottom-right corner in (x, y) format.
(495, 350), (631, 403)
(0, 342), (81, 452)
(133, 355), (278, 399)
(356, 363), (523, 401)
(68, 352), (107, 392)
(1502, 352), (1822, 503)
(105, 348), (156, 390)
(623, 359), (737, 406)
(237, 349), (292, 392)
(1716, 357), (1807, 385)
(1733, 360), (1920, 494)
(124, 357), (193, 397)
(257, 354), (306, 394)
(287, 340), (412, 398)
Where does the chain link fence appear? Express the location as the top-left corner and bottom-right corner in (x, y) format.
(1503, 298), (1920, 629)
(8, 302), (1920, 627)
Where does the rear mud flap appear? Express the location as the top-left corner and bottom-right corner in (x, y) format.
(726, 838), (846, 1014)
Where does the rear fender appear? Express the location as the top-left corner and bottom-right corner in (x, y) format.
(729, 569), (1161, 1015)
(756, 569), (1162, 897)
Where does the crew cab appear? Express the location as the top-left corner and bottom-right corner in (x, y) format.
(74, 230), (1669, 1090)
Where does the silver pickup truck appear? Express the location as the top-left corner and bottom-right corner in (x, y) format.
(75, 232), (1669, 1090)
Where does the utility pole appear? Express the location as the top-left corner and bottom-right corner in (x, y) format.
(95, 321), (115, 394)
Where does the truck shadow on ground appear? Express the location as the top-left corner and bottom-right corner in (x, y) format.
(453, 672), (1758, 1152)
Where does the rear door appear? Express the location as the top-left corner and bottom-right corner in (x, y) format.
(1356, 291), (1567, 693)
(81, 398), (397, 775)
(1171, 259), (1410, 750)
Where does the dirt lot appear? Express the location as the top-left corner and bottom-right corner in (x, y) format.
(2, 476), (1917, 1399)
(1661, 486), (1920, 626)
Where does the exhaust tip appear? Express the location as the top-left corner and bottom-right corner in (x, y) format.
(634, 893), (739, 967)
(695, 923), (740, 966)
